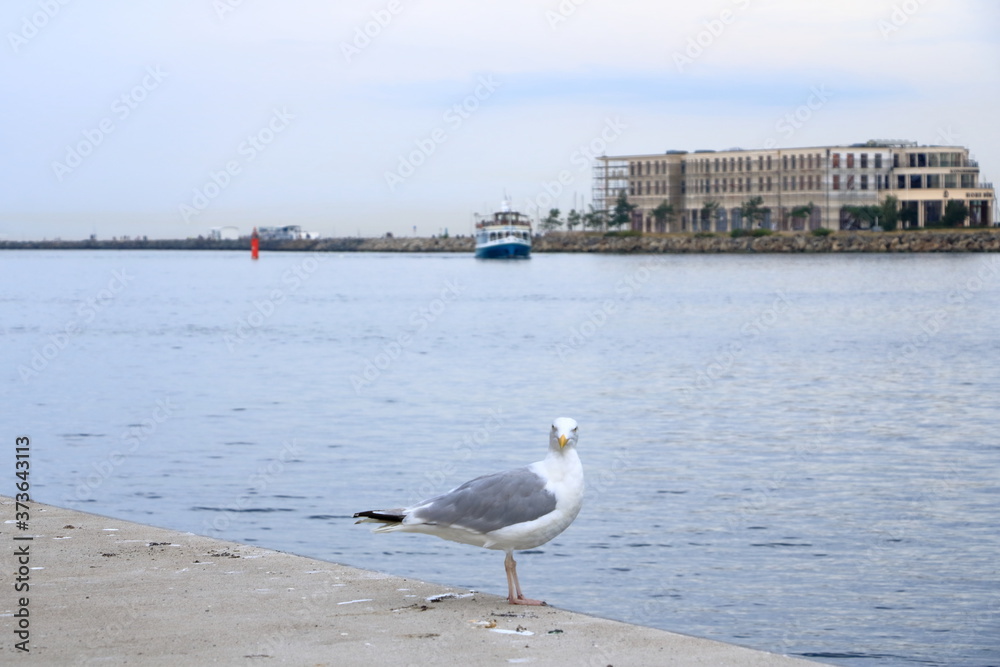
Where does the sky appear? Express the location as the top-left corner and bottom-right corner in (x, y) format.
(1, 0), (998, 240)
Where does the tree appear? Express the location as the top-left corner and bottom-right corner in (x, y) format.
(583, 204), (608, 231)
(843, 205), (881, 230)
(540, 208), (562, 232)
(899, 202), (918, 228)
(738, 196), (769, 229)
(610, 192), (637, 230)
(700, 200), (720, 231)
(879, 195), (899, 231)
(789, 202), (816, 229)
(651, 201), (675, 232)
(941, 200), (969, 227)
(566, 209), (582, 231)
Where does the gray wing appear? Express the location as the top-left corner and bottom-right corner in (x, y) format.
(410, 466), (556, 534)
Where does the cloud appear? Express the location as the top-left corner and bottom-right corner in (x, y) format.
(1, 0), (997, 239)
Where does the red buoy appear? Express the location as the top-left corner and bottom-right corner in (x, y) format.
(251, 227), (259, 260)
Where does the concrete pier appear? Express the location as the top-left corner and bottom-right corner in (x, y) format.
(1, 497), (820, 665)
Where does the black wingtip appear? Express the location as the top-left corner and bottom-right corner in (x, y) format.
(353, 510), (405, 523)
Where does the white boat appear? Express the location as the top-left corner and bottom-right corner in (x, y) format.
(474, 200), (532, 259)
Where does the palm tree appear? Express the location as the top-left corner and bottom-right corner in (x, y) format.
(789, 202), (816, 230)
(738, 196), (769, 230)
(583, 204), (608, 231)
(540, 208), (562, 232)
(652, 201), (675, 233)
(566, 209), (582, 231)
(700, 200), (720, 231)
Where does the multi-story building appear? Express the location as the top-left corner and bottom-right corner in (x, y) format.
(593, 141), (995, 232)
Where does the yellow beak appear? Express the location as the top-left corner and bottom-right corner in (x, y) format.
(558, 434), (568, 448)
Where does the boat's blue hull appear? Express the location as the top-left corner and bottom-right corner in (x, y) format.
(474, 242), (531, 259)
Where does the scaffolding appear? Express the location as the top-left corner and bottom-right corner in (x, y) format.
(591, 157), (628, 214)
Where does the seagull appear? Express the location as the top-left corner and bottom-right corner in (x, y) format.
(354, 417), (584, 606)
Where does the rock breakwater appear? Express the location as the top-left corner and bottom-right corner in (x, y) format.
(3, 229), (998, 253)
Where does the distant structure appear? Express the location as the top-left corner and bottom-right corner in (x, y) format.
(593, 141), (995, 231)
(209, 226), (240, 241)
(256, 225), (320, 240)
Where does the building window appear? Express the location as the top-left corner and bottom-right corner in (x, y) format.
(847, 175), (855, 190)
(807, 175), (813, 190)
(759, 177), (764, 191)
(783, 155), (789, 170)
(897, 174), (906, 189)
(746, 177), (752, 192)
(800, 176), (805, 190)
(910, 174), (922, 189)
(714, 179), (719, 193)
(766, 176), (772, 191)
(860, 154), (868, 169)
(945, 174), (957, 188)
(832, 153), (840, 168)
(926, 174), (940, 189)
(783, 176), (788, 190)
(766, 156), (772, 170)
(629, 183), (635, 195)
(893, 153), (900, 168)
(791, 155), (796, 170)
(847, 153), (855, 168)
(833, 175), (840, 190)
(875, 154), (882, 169)
(860, 175), (868, 190)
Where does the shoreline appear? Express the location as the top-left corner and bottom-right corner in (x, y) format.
(2, 228), (999, 253)
(0, 496), (819, 665)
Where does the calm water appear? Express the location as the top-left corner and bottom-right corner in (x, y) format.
(2, 250), (998, 666)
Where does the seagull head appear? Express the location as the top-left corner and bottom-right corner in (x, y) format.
(550, 417), (579, 451)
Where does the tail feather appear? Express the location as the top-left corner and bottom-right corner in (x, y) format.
(353, 509), (406, 525)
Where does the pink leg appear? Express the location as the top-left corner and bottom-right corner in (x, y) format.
(504, 552), (546, 606)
